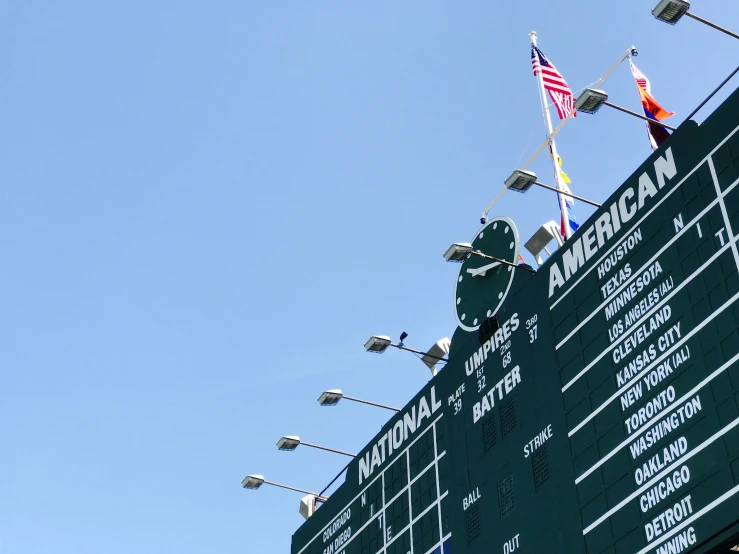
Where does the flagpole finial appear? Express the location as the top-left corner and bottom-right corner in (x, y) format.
(529, 31), (537, 39)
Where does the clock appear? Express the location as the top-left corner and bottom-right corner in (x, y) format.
(454, 217), (520, 332)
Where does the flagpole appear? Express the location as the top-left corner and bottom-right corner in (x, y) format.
(481, 45), (633, 223)
(530, 31), (572, 240)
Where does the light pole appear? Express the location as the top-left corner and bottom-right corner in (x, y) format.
(241, 474), (327, 500)
(241, 475), (328, 520)
(574, 88), (676, 131)
(503, 169), (603, 208)
(364, 335), (450, 376)
(317, 389), (400, 412)
(276, 436), (356, 458)
(652, 0), (739, 40)
(443, 243), (538, 272)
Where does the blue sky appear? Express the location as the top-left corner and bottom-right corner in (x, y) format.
(1, 2), (737, 553)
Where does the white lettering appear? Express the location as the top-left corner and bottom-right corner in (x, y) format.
(473, 366), (522, 424)
(644, 495), (693, 541)
(523, 424), (553, 458)
(548, 149), (677, 298)
(358, 387), (443, 484)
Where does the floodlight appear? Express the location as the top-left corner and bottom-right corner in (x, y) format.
(652, 0), (690, 24)
(445, 243), (536, 273)
(364, 333), (449, 374)
(504, 169), (538, 193)
(299, 494), (319, 520)
(575, 89), (609, 115)
(276, 436), (301, 451)
(443, 243), (473, 262)
(524, 221), (563, 266)
(421, 338), (451, 376)
(317, 389), (343, 406)
(651, 0), (738, 39)
(364, 335), (391, 353)
(276, 436), (356, 457)
(242, 475), (265, 489)
(241, 473), (328, 508)
(576, 90), (677, 131)
(317, 389), (399, 412)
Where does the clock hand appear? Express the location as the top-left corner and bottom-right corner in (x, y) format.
(466, 261), (501, 277)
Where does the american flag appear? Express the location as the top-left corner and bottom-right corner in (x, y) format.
(531, 46), (576, 119)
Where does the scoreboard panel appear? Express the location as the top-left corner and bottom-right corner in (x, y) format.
(550, 93), (739, 554)
(291, 85), (739, 554)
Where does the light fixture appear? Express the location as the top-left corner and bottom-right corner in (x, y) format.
(421, 338), (451, 374)
(317, 389), (343, 406)
(504, 169), (538, 193)
(364, 336), (449, 362)
(317, 389), (400, 412)
(241, 474), (265, 490)
(299, 494), (319, 520)
(651, 0), (738, 39)
(364, 335), (450, 375)
(575, 88), (609, 114)
(505, 167), (599, 202)
(241, 474), (328, 519)
(276, 435), (301, 451)
(275, 436), (356, 457)
(241, 474), (326, 498)
(364, 335), (392, 353)
(575, 88), (677, 131)
(652, 0), (690, 24)
(524, 221), (564, 266)
(443, 243), (473, 262)
(443, 243), (536, 273)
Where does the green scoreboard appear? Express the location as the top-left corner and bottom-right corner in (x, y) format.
(291, 85), (739, 554)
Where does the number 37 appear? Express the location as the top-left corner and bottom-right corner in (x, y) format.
(526, 314), (538, 343)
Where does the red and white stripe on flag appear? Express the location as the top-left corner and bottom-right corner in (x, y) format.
(531, 46), (576, 120)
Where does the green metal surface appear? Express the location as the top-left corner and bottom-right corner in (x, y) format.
(291, 84), (739, 554)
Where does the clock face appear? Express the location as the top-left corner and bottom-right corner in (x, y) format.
(454, 217), (520, 332)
